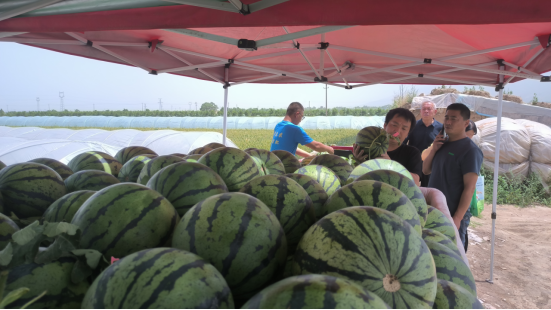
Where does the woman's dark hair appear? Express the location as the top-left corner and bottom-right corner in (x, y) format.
(466, 120), (478, 134)
(384, 108), (417, 133)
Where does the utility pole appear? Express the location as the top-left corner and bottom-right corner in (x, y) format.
(36, 97), (40, 111)
(188, 102), (192, 110)
(323, 85), (328, 116)
(159, 98), (163, 111)
(59, 92), (65, 111)
(195, 102), (197, 111)
(93, 103), (95, 111)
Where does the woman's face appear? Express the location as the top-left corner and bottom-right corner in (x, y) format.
(466, 130), (475, 139)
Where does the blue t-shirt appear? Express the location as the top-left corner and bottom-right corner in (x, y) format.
(270, 121), (313, 155)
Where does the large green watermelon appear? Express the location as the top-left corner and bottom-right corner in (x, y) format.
(198, 148), (261, 192)
(434, 279), (483, 309)
(245, 149), (286, 175)
(0, 212), (19, 249)
(172, 192), (287, 301)
(71, 183), (179, 258)
(114, 146), (157, 165)
(425, 206), (457, 243)
(146, 162), (228, 216)
(42, 190), (95, 223)
(356, 169), (427, 226)
(183, 154), (202, 162)
(250, 156), (267, 176)
(0, 160), (6, 170)
(169, 153), (187, 158)
(239, 175), (316, 250)
(272, 150), (302, 174)
(293, 206), (437, 308)
(5, 258), (90, 309)
(294, 165), (341, 196)
(136, 155), (184, 185)
(242, 274), (390, 309)
(321, 180), (422, 234)
(347, 159), (413, 184)
(422, 228), (461, 257)
(189, 146), (213, 155)
(425, 240), (477, 296)
(67, 151), (122, 176)
(64, 170), (120, 192)
(0, 163), (67, 218)
(309, 154), (353, 185)
(28, 158), (74, 180)
(284, 173), (328, 219)
(117, 154), (155, 182)
(81, 248), (234, 308)
(205, 142), (226, 149)
(355, 126), (390, 160)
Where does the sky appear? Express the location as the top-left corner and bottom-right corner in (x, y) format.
(0, 42), (550, 112)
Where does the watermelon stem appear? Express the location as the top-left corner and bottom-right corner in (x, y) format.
(383, 274), (401, 292)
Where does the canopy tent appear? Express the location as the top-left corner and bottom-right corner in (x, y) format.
(1, 0), (551, 285)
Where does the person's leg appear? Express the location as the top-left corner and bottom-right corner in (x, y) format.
(458, 210), (472, 253)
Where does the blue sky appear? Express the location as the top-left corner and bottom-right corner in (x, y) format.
(1, 42), (550, 112)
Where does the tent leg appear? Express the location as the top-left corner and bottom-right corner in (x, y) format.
(487, 64), (505, 284)
(222, 65), (229, 146)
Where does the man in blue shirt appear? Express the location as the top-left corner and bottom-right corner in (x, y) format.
(270, 102), (334, 157)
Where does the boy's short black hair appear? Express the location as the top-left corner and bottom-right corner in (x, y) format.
(286, 102), (304, 116)
(384, 108), (417, 133)
(466, 120), (478, 134)
(447, 103), (471, 120)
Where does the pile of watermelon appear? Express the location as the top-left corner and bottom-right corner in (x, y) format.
(0, 144), (481, 309)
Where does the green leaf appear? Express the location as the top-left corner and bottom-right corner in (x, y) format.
(71, 260), (92, 284)
(20, 290), (47, 309)
(0, 271), (8, 300)
(0, 244), (13, 267)
(71, 250), (102, 269)
(0, 288), (29, 308)
(42, 222), (79, 238)
(11, 222), (42, 245)
(34, 235), (77, 265)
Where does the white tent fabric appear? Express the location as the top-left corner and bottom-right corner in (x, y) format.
(0, 126), (237, 166)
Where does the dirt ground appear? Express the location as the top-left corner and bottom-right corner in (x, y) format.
(467, 204), (551, 309)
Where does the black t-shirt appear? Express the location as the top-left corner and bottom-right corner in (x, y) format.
(427, 137), (483, 216)
(403, 119), (443, 153)
(387, 144), (423, 179)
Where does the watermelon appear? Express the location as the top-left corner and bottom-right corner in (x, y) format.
(189, 146), (214, 155)
(0, 212), (19, 249)
(114, 146), (157, 165)
(422, 228), (461, 257)
(356, 169), (428, 226)
(146, 162), (228, 216)
(0, 163), (67, 218)
(67, 151), (122, 176)
(242, 274), (390, 309)
(0, 192), (4, 218)
(250, 156), (267, 176)
(136, 155), (184, 185)
(284, 173), (328, 219)
(309, 154), (353, 185)
(82, 248), (234, 308)
(205, 142), (226, 149)
(294, 165), (341, 196)
(5, 258), (90, 309)
(198, 148), (261, 192)
(355, 126), (390, 160)
(239, 175), (316, 250)
(272, 150), (302, 174)
(71, 183), (179, 258)
(28, 158), (73, 180)
(169, 153), (187, 158)
(42, 190), (95, 223)
(64, 170), (120, 192)
(245, 149), (286, 175)
(425, 240), (477, 296)
(425, 206), (457, 243)
(321, 180), (422, 234)
(434, 279), (483, 309)
(117, 154), (155, 182)
(0, 160), (6, 170)
(183, 154), (202, 162)
(171, 192), (287, 301)
(293, 206), (437, 308)
(347, 159), (413, 184)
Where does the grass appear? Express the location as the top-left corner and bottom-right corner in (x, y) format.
(481, 168), (551, 207)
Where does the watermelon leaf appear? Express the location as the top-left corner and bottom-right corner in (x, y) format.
(34, 235), (77, 264)
(11, 222), (43, 245)
(0, 288), (30, 308)
(0, 244), (13, 267)
(71, 260), (93, 284)
(43, 222), (79, 238)
(71, 249), (103, 269)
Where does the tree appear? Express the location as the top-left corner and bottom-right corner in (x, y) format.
(0, 109), (4, 116)
(200, 102), (218, 112)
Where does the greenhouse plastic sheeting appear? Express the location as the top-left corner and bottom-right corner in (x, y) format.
(0, 126), (237, 166)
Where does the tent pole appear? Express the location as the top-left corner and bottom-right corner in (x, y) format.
(223, 65), (230, 146)
(488, 62), (505, 284)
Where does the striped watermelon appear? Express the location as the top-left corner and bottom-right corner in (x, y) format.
(242, 275), (390, 309)
(82, 248), (234, 308)
(0, 160), (5, 170)
(425, 240), (477, 296)
(0, 163), (67, 218)
(64, 170), (120, 192)
(272, 150), (302, 174)
(347, 159), (413, 184)
(183, 154), (202, 162)
(205, 142), (226, 149)
(42, 190), (95, 223)
(245, 149), (286, 175)
(189, 146), (214, 155)
(117, 154), (155, 182)
(67, 151), (122, 176)
(294, 165), (341, 196)
(239, 175), (316, 250)
(425, 206), (457, 243)
(136, 155), (184, 185)
(146, 162), (228, 216)
(169, 153), (187, 158)
(284, 173), (328, 219)
(71, 183), (179, 258)
(293, 206), (437, 308)
(0, 192), (4, 218)
(114, 146), (157, 165)
(355, 126), (390, 160)
(250, 156), (267, 176)
(321, 180), (422, 234)
(171, 192), (287, 301)
(309, 154), (353, 185)
(422, 228), (461, 257)
(5, 258), (90, 309)
(356, 169), (428, 226)
(198, 148), (261, 192)
(0, 212), (19, 249)
(28, 158), (74, 180)
(434, 279), (483, 309)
